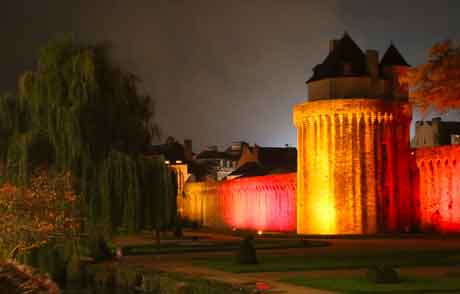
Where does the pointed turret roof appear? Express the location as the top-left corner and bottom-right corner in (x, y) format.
(307, 33), (368, 83)
(380, 44), (410, 68)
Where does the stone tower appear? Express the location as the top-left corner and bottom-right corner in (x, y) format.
(293, 33), (413, 234)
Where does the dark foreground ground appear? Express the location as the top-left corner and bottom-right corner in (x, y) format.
(90, 231), (460, 293)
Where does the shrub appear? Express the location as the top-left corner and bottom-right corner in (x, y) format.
(88, 234), (113, 262)
(367, 265), (400, 284)
(0, 259), (60, 294)
(237, 235), (258, 265)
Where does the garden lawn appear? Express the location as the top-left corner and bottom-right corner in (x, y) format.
(193, 250), (460, 273)
(280, 275), (460, 293)
(122, 239), (326, 255)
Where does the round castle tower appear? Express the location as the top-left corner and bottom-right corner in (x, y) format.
(294, 34), (413, 234)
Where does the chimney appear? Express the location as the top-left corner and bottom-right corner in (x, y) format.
(366, 49), (379, 79)
(329, 39), (339, 52)
(184, 139), (193, 161)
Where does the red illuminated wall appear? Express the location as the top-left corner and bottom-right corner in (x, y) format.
(182, 173), (297, 232)
(181, 146), (460, 235)
(219, 173), (297, 232)
(415, 145), (460, 233)
(381, 107), (413, 232)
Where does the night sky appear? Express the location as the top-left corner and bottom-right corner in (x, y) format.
(3, 1), (460, 152)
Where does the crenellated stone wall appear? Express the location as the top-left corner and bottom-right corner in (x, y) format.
(180, 98), (460, 235)
(415, 145), (460, 233)
(180, 181), (222, 228)
(180, 143), (460, 235)
(181, 173), (297, 232)
(219, 173), (296, 232)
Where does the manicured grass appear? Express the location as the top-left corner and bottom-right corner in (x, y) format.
(193, 250), (460, 273)
(280, 275), (460, 293)
(122, 239), (327, 255)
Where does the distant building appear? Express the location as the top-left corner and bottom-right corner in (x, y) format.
(147, 136), (194, 164)
(412, 117), (460, 148)
(226, 144), (297, 179)
(192, 142), (246, 181)
(146, 137), (193, 197)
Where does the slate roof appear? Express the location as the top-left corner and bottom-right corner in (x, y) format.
(227, 161), (269, 178)
(257, 147), (297, 172)
(307, 33), (368, 83)
(227, 147), (297, 179)
(195, 150), (239, 160)
(308, 34), (410, 83)
(380, 44), (410, 69)
(187, 160), (217, 181)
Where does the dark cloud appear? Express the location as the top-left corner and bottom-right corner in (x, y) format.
(2, 1), (460, 151)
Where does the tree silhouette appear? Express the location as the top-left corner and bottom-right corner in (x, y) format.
(0, 37), (176, 256)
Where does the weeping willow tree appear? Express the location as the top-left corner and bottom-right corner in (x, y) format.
(0, 37), (175, 240)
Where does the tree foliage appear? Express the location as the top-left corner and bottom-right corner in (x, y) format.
(0, 36), (176, 257)
(400, 40), (460, 112)
(0, 259), (60, 294)
(0, 169), (80, 259)
(15, 37), (156, 168)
